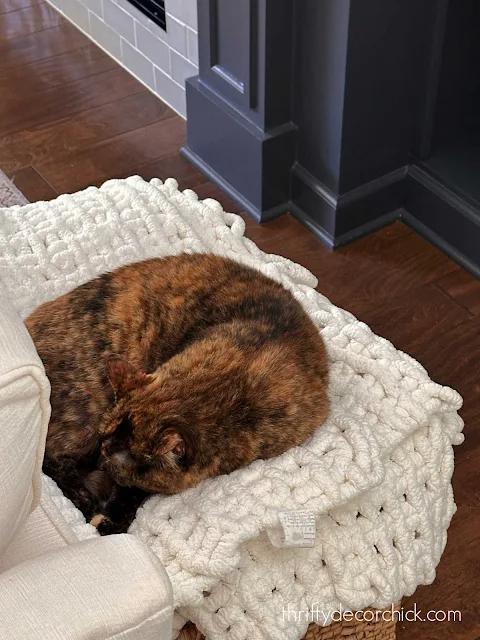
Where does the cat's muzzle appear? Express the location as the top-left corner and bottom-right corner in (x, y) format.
(100, 449), (136, 486)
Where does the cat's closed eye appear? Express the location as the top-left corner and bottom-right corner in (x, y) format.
(136, 464), (151, 475)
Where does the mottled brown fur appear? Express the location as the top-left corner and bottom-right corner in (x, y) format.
(26, 254), (329, 534)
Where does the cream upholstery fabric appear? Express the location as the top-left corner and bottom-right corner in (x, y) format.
(0, 503), (69, 573)
(0, 535), (173, 640)
(0, 471), (98, 573)
(0, 295), (51, 554)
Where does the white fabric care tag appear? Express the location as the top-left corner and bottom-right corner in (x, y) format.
(267, 510), (316, 548)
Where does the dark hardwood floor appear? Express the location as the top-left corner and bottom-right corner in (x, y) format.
(1, 3), (479, 639)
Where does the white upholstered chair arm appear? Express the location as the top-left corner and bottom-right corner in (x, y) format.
(0, 534), (173, 640)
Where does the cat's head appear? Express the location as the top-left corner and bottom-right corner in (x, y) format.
(99, 359), (230, 494)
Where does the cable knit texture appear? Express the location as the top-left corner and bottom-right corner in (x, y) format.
(0, 177), (464, 640)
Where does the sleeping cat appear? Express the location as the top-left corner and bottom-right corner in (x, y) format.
(26, 254), (329, 534)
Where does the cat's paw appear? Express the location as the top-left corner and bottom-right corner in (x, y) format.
(89, 514), (106, 528)
(93, 515), (129, 536)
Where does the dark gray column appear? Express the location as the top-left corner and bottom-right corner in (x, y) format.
(182, 0), (480, 278)
(181, 0), (296, 222)
(291, 0), (432, 247)
(183, 0), (430, 242)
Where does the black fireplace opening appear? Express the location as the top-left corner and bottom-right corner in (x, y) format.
(128, 0), (166, 31)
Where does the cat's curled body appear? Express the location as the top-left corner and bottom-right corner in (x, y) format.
(26, 254), (329, 534)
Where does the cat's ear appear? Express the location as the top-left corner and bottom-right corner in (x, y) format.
(155, 427), (186, 458)
(107, 359), (148, 397)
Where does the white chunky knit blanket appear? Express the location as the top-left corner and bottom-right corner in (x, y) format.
(0, 177), (464, 640)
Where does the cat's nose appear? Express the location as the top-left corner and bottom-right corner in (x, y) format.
(110, 450), (135, 469)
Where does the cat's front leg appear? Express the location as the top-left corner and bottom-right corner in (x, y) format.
(91, 485), (148, 535)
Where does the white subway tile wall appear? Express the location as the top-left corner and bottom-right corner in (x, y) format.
(51, 0), (90, 32)
(103, 1), (135, 44)
(80, 0), (103, 15)
(121, 39), (155, 90)
(187, 27), (198, 66)
(46, 0), (199, 117)
(89, 11), (122, 59)
(170, 49), (197, 86)
(135, 22), (169, 68)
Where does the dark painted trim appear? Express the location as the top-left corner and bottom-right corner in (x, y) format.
(291, 161), (480, 276)
(408, 164), (480, 220)
(187, 0), (296, 222)
(197, 0), (294, 129)
(338, 167), (408, 207)
(183, 135), (480, 277)
(289, 203), (402, 249)
(287, 202), (335, 248)
(292, 163), (336, 207)
(402, 211), (480, 280)
(292, 163), (408, 208)
(200, 0), (255, 111)
(335, 210), (403, 248)
(180, 145), (290, 222)
(291, 163), (407, 240)
(405, 165), (480, 278)
(184, 77), (297, 221)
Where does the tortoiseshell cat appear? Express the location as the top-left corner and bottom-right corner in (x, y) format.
(26, 254), (329, 534)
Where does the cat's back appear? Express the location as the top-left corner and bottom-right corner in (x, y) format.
(26, 254), (329, 464)
(111, 253), (311, 332)
(26, 253), (324, 370)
